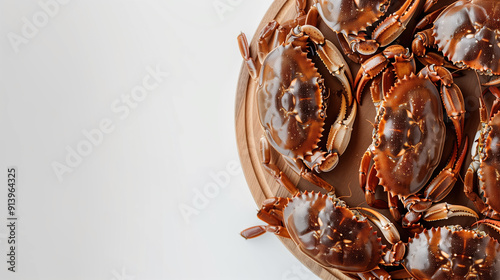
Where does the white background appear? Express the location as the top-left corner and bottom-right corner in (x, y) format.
(0, 1), (320, 280)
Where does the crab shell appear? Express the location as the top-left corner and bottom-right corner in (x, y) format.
(372, 73), (445, 197)
(315, 0), (391, 36)
(283, 192), (384, 273)
(257, 44), (326, 160)
(433, 0), (500, 75)
(404, 226), (500, 279)
(478, 111), (500, 216)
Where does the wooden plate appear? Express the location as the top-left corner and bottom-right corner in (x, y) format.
(235, 0), (484, 279)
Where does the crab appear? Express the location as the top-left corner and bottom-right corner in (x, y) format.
(237, 0), (355, 194)
(401, 221), (500, 279)
(464, 87), (500, 220)
(241, 192), (478, 279)
(412, 0), (500, 86)
(314, 0), (423, 63)
(355, 45), (471, 228)
(240, 191), (404, 280)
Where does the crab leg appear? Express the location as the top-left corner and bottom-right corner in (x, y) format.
(414, 6), (447, 30)
(240, 225), (290, 239)
(336, 33), (369, 64)
(420, 65), (465, 144)
(483, 76), (500, 86)
(402, 138), (469, 227)
(359, 148), (390, 209)
(354, 207), (406, 267)
(474, 219), (500, 234)
(371, 0), (422, 48)
(464, 98), (490, 216)
(355, 207), (401, 245)
(284, 156), (335, 193)
(302, 25), (353, 105)
(317, 96), (357, 172)
(423, 202), (479, 221)
(423, 138), (468, 201)
(355, 53), (390, 103)
(256, 20), (282, 64)
(241, 197), (291, 239)
(387, 192), (401, 222)
(237, 33), (258, 79)
(355, 45), (415, 103)
(486, 86), (500, 116)
(412, 28), (458, 69)
(359, 148), (372, 190)
(256, 197), (287, 225)
(260, 137), (300, 195)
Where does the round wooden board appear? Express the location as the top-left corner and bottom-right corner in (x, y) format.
(235, 0), (486, 279)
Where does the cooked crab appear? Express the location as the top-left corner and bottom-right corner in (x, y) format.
(465, 87), (500, 220)
(401, 221), (500, 279)
(241, 191), (404, 280)
(413, 0), (500, 85)
(356, 45), (470, 228)
(314, 0), (423, 62)
(237, 0), (355, 194)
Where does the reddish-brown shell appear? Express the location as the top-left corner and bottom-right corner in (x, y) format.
(433, 0), (500, 74)
(479, 111), (500, 214)
(283, 192), (384, 273)
(315, 0), (390, 36)
(257, 44), (325, 159)
(372, 74), (445, 197)
(404, 226), (500, 279)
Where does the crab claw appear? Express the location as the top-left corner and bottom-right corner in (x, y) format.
(319, 96), (357, 172)
(423, 202), (478, 221)
(354, 207), (400, 245)
(355, 45), (414, 104)
(473, 219), (500, 234)
(354, 53), (390, 103)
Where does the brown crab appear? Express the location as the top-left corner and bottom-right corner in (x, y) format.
(355, 45), (471, 228)
(314, 0), (423, 63)
(401, 221), (500, 279)
(464, 87), (500, 220)
(237, 0), (355, 194)
(412, 0), (500, 85)
(240, 191), (405, 280)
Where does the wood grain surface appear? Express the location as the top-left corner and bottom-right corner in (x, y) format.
(235, 0), (484, 279)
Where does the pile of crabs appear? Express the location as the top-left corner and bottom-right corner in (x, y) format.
(238, 0), (500, 279)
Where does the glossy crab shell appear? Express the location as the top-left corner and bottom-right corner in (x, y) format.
(404, 226), (500, 279)
(283, 192), (384, 273)
(433, 0), (500, 74)
(372, 73), (445, 197)
(315, 0), (390, 36)
(257, 44), (325, 159)
(479, 111), (500, 215)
